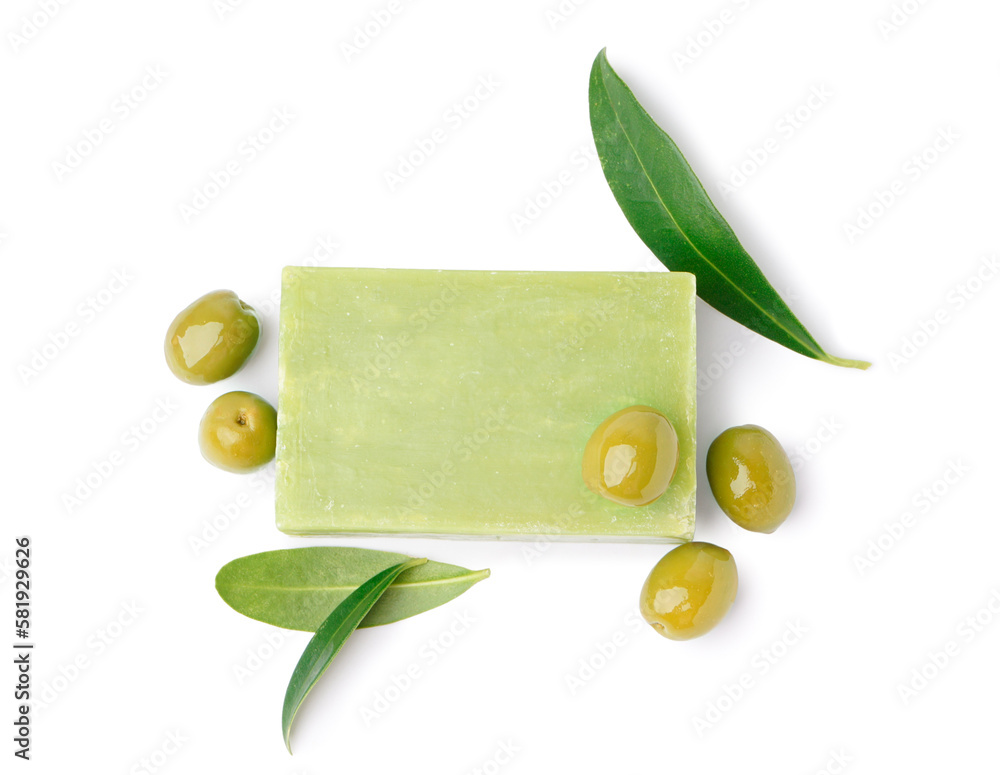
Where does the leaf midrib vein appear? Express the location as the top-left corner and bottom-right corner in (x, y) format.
(224, 573), (485, 594)
(602, 74), (819, 357)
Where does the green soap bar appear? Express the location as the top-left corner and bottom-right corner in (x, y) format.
(276, 268), (696, 542)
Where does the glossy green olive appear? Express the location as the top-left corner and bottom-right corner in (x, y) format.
(582, 405), (679, 506)
(639, 542), (738, 640)
(164, 290), (260, 385)
(706, 425), (796, 533)
(199, 391), (277, 473)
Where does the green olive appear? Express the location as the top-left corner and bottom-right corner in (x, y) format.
(199, 391), (277, 473)
(582, 405), (679, 506)
(164, 290), (260, 385)
(639, 542), (738, 640)
(706, 424), (796, 533)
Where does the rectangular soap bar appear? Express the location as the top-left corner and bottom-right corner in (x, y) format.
(276, 267), (696, 542)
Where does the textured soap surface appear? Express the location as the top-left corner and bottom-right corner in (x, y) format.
(276, 267), (696, 541)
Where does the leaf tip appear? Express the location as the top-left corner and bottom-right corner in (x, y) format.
(213, 563), (228, 591)
(593, 47), (612, 75)
(282, 704), (294, 753)
(825, 355), (872, 371)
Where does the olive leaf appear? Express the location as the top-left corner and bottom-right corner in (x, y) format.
(589, 49), (869, 370)
(215, 547), (489, 631)
(282, 558), (427, 754)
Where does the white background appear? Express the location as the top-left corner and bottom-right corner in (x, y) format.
(3, 0), (999, 772)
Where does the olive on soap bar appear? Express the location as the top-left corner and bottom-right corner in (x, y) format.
(164, 290), (260, 385)
(707, 425), (796, 533)
(582, 405), (679, 507)
(639, 542), (738, 640)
